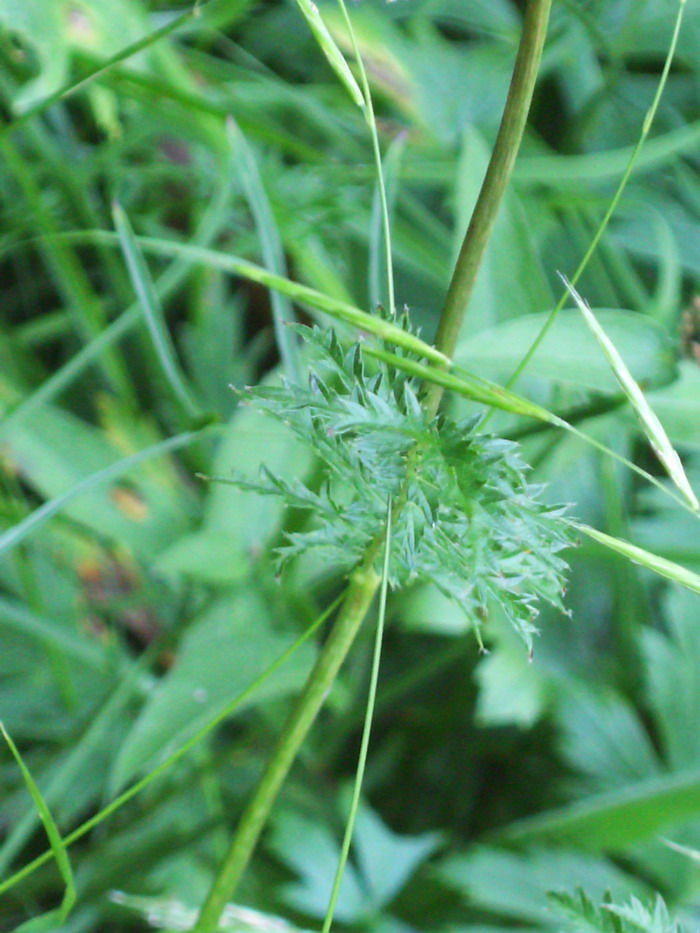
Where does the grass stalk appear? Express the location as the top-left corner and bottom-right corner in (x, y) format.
(505, 0), (687, 391)
(335, 0), (396, 315)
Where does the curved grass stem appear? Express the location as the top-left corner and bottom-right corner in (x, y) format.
(504, 0), (688, 393)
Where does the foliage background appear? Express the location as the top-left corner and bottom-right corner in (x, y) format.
(1, 0), (700, 930)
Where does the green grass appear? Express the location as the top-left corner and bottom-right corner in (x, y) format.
(1, 1), (700, 932)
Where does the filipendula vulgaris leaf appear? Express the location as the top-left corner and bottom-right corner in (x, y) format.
(550, 889), (684, 933)
(213, 324), (574, 652)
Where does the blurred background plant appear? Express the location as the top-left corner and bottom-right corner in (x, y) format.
(1, 0), (700, 931)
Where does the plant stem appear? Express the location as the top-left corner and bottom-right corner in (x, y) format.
(321, 501), (392, 933)
(424, 0), (552, 416)
(192, 560), (381, 933)
(194, 6), (554, 930)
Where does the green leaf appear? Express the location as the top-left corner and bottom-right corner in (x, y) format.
(555, 685), (662, 793)
(110, 891), (311, 932)
(271, 811), (366, 923)
(113, 201), (200, 419)
(234, 328), (573, 649)
(272, 800), (437, 923)
(351, 801), (440, 910)
(156, 391), (312, 583)
(475, 639), (548, 728)
(0, 419), (205, 559)
(647, 362), (700, 452)
(643, 588), (700, 771)
(456, 309), (677, 394)
(0, 0), (146, 112)
(493, 766), (700, 851)
(109, 591), (316, 792)
(1, 722), (76, 923)
(438, 846), (647, 924)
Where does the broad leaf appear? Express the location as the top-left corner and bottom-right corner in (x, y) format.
(456, 310), (676, 393)
(109, 591), (316, 792)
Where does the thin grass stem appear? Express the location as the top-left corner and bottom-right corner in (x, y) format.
(335, 0), (396, 316)
(505, 0), (688, 392)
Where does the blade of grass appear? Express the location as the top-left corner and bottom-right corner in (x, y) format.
(0, 594), (343, 898)
(226, 117), (301, 382)
(321, 499), (392, 933)
(112, 201), (201, 419)
(0, 633), (158, 874)
(0, 467), (77, 711)
(0, 723), (76, 923)
(0, 596), (118, 672)
(292, 0), (364, 108)
(39, 232), (449, 365)
(505, 0), (688, 392)
(0, 77), (133, 310)
(0, 2), (207, 137)
(335, 0), (397, 316)
(0, 172), (234, 439)
(0, 136), (131, 397)
(0, 427), (213, 559)
(575, 523), (700, 597)
(562, 275), (699, 511)
(662, 839), (700, 863)
(365, 345), (560, 422)
(368, 134), (406, 312)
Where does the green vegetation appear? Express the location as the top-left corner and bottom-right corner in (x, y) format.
(1, 2), (700, 932)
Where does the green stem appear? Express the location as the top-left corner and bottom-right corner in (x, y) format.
(335, 0), (396, 316)
(193, 7), (554, 931)
(321, 501), (392, 933)
(424, 0), (552, 416)
(192, 561), (381, 933)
